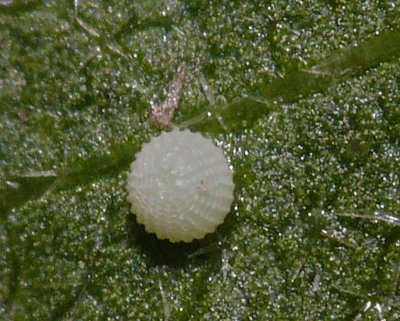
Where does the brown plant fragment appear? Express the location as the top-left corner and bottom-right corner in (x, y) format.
(150, 64), (187, 127)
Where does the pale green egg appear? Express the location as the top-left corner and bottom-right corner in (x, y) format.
(126, 129), (234, 242)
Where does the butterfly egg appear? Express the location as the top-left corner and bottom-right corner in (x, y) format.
(126, 129), (234, 242)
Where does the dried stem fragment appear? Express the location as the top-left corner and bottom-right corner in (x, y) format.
(150, 64), (187, 127)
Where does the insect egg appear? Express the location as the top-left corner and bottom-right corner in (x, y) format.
(126, 129), (234, 242)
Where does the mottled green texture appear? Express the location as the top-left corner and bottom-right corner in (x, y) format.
(1, 0), (400, 320)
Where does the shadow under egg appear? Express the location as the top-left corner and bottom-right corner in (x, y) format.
(125, 213), (223, 267)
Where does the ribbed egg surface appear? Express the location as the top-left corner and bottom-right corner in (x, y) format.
(126, 129), (234, 242)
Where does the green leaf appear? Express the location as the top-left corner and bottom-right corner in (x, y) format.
(1, 1), (400, 320)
